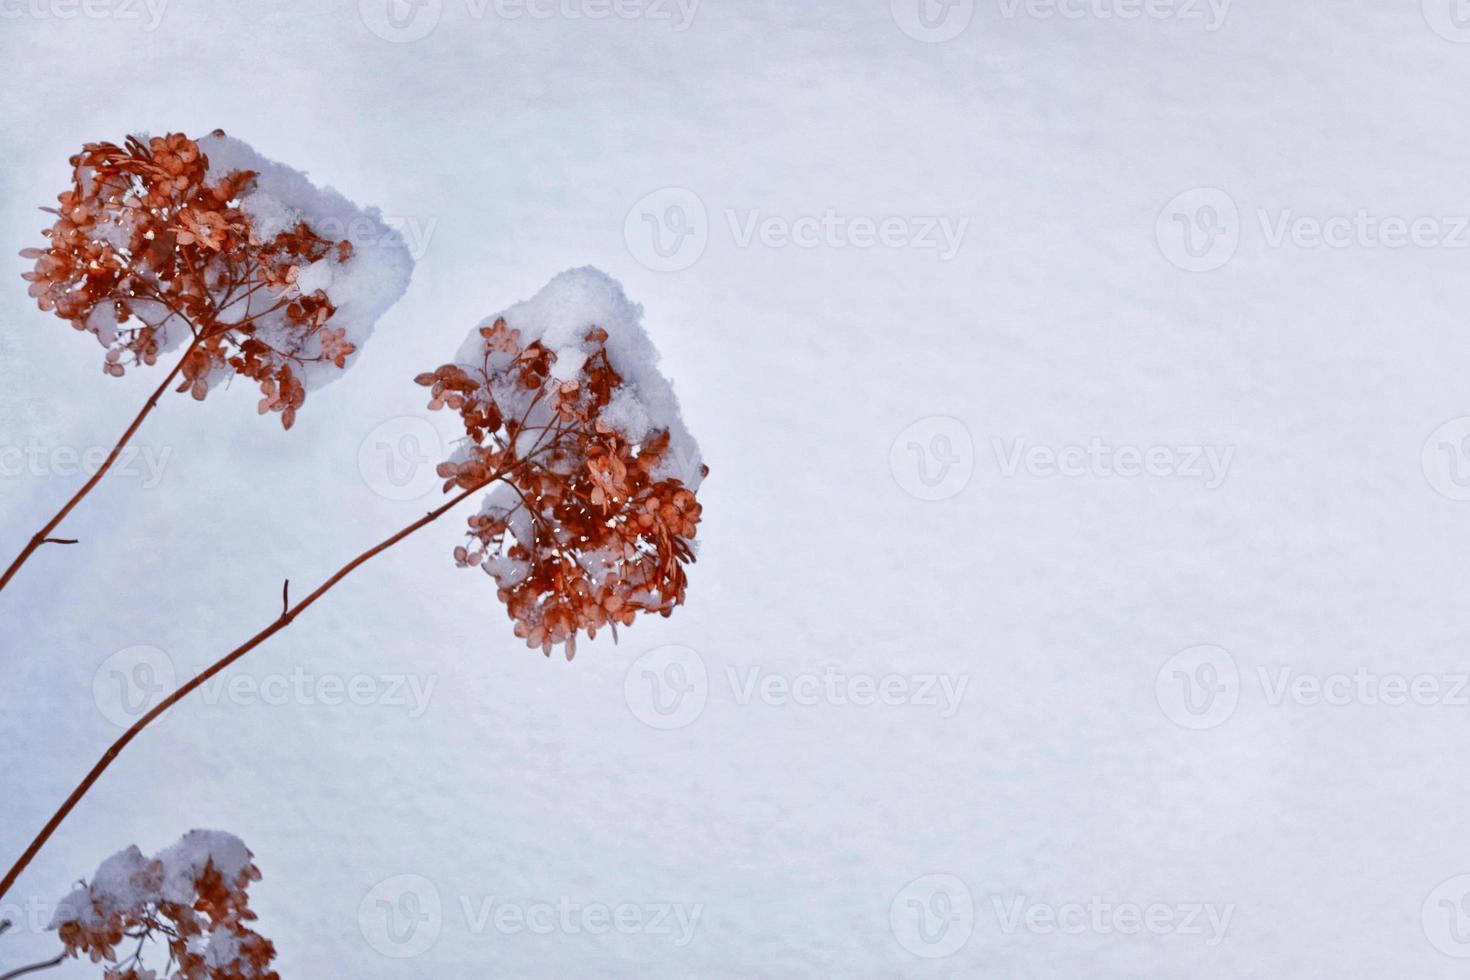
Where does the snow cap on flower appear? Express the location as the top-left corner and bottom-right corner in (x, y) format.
(196, 132), (414, 392)
(419, 267), (707, 657)
(50, 829), (278, 979)
(21, 130), (413, 428)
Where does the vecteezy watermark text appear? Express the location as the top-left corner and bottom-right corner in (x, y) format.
(359, 0), (697, 43)
(623, 188), (970, 271)
(1156, 645), (1470, 730)
(725, 209), (968, 261)
(889, 873), (1234, 959)
(197, 667), (437, 718)
(992, 438), (1234, 488)
(459, 896), (702, 946)
(726, 666), (968, 717)
(92, 645), (438, 728)
(1, 441), (171, 489)
(0, 0), (168, 29)
(889, 0), (1229, 43)
(996, 0), (1230, 30)
(356, 875), (702, 959)
(1257, 667), (1470, 709)
(1158, 188), (1470, 272)
(464, 0), (697, 27)
(991, 895), (1234, 945)
(623, 645), (970, 730)
(267, 208), (438, 261)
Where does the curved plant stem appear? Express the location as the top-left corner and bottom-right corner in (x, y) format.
(0, 337), (204, 596)
(0, 953), (66, 980)
(0, 479), (491, 903)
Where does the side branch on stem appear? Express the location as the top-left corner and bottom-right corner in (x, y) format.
(0, 336), (204, 596)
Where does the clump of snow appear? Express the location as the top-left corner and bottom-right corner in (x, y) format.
(453, 266), (705, 488)
(196, 131), (415, 391)
(482, 551), (531, 587)
(203, 924), (248, 971)
(291, 257), (337, 297)
(152, 828), (254, 905)
(50, 829), (256, 930)
(599, 385), (653, 443)
(50, 844), (149, 930)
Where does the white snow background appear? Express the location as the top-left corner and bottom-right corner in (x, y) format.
(5, 0), (1470, 976)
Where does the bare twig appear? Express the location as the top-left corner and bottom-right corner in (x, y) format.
(0, 477), (497, 903)
(0, 335), (204, 597)
(0, 953), (66, 980)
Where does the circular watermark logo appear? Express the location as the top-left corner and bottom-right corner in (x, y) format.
(358, 415), (445, 501)
(1423, 0), (1470, 42)
(1422, 417), (1470, 501)
(359, 0), (442, 42)
(1156, 188), (1239, 272)
(889, 416), (974, 501)
(891, 0), (974, 42)
(1155, 644), (1239, 730)
(1423, 874), (1470, 957)
(624, 644), (708, 730)
(624, 188), (708, 272)
(890, 873), (974, 958)
(358, 874), (443, 958)
(93, 645), (176, 729)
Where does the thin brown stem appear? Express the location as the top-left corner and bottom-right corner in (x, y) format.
(0, 335), (204, 596)
(0, 478), (493, 903)
(0, 953), (65, 980)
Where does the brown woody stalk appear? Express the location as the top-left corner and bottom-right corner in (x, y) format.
(0, 337), (203, 597)
(10, 130), (380, 598)
(0, 476), (496, 904)
(0, 953), (66, 979)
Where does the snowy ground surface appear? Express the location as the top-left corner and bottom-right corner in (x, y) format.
(6, 1), (1470, 976)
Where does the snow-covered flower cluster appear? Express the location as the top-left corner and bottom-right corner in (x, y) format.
(48, 830), (276, 980)
(20, 131), (412, 428)
(416, 267), (707, 656)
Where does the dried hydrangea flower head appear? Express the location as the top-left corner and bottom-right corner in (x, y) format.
(417, 268), (707, 657)
(49, 830), (278, 980)
(20, 131), (412, 428)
